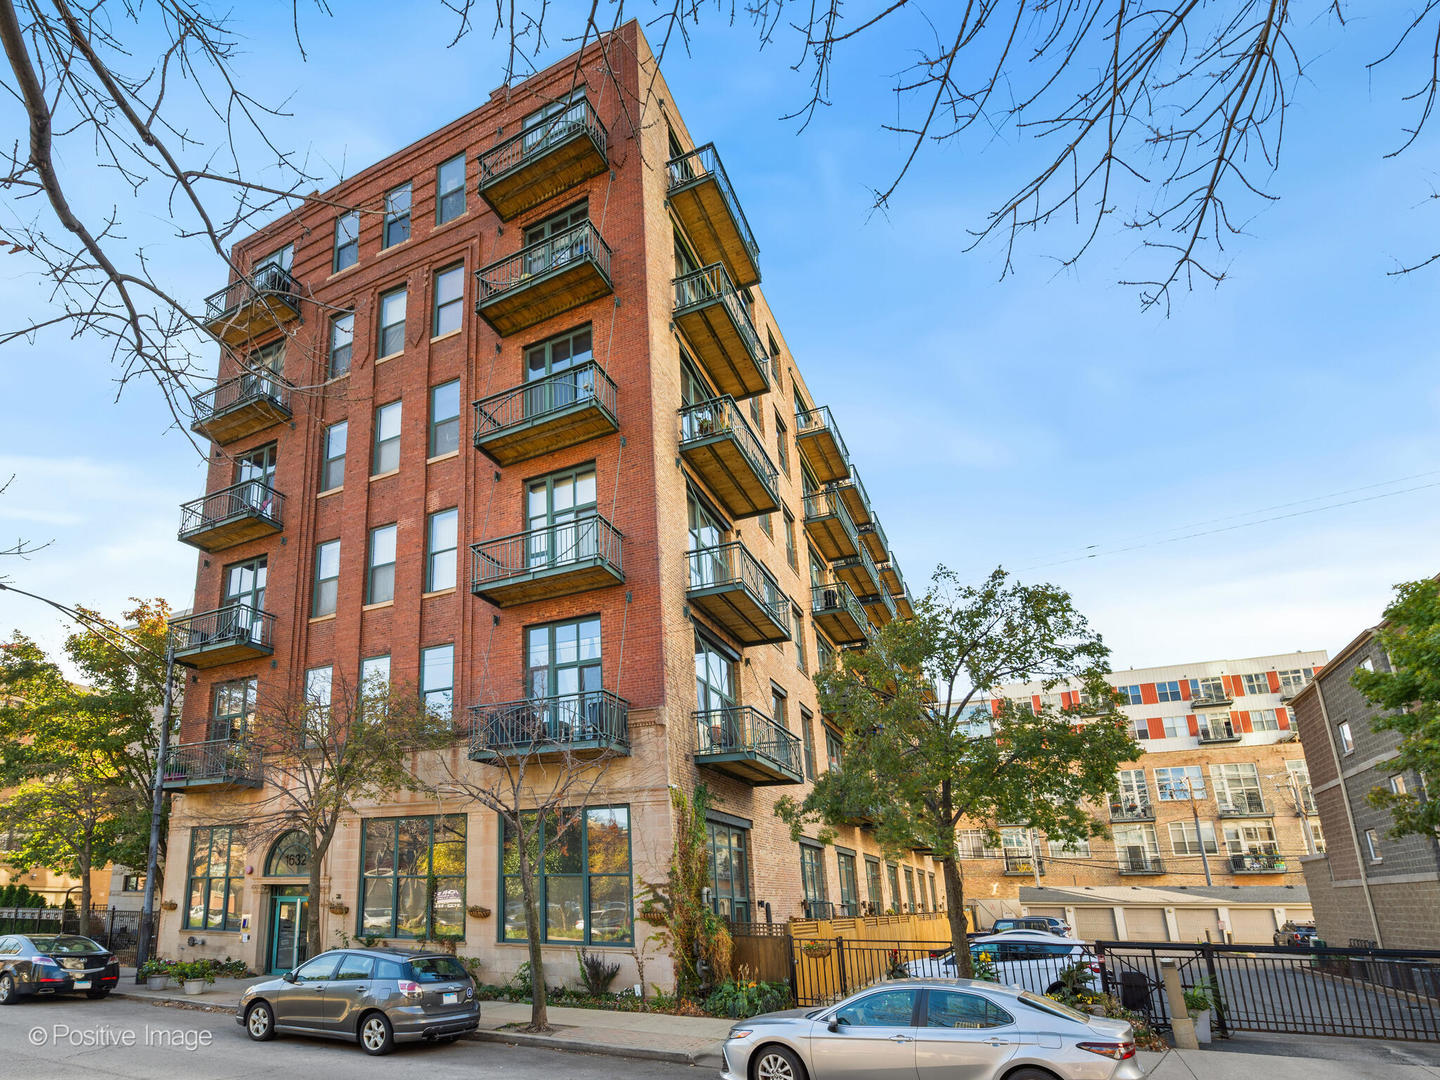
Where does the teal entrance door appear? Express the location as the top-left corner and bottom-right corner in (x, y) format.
(269, 894), (309, 973)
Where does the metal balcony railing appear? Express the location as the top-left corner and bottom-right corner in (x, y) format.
(673, 264), (769, 372)
(795, 405), (850, 461)
(811, 582), (868, 629)
(1198, 720), (1242, 743)
(192, 372), (290, 426)
(665, 143), (760, 266)
(471, 514), (623, 588)
(203, 262), (300, 322)
(476, 220), (611, 303)
(1119, 853), (1165, 874)
(473, 361), (617, 440)
(1109, 798), (1156, 822)
(804, 489), (858, 541)
(1216, 791), (1269, 816)
(827, 470), (873, 523)
(694, 704), (802, 775)
(1296, 787), (1317, 814)
(1229, 852), (1288, 873)
(469, 690), (628, 757)
(162, 738), (262, 786)
(478, 97), (607, 185)
(169, 604), (276, 654)
(1191, 688), (1233, 708)
(858, 514), (889, 555)
(178, 480), (283, 539)
(801, 899), (836, 921)
(687, 541), (790, 629)
(679, 396), (778, 497)
(1003, 855), (1043, 876)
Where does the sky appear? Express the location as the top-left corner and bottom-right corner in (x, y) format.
(1, 1), (1438, 675)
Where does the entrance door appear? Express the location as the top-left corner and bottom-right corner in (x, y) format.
(269, 895), (309, 973)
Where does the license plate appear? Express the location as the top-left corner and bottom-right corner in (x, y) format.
(74, 980), (91, 989)
(442, 991), (458, 1005)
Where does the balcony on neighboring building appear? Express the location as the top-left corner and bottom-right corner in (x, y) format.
(673, 265), (770, 400)
(203, 262), (301, 346)
(686, 541), (791, 646)
(1228, 852), (1288, 874)
(470, 513), (623, 607)
(1191, 688), (1234, 709)
(1216, 791), (1271, 817)
(857, 513), (890, 565)
(169, 605), (276, 669)
(859, 587), (898, 628)
(476, 97), (608, 221)
(468, 690), (629, 762)
(795, 406), (850, 484)
(694, 704), (802, 785)
(191, 372), (291, 445)
(1118, 853), (1165, 875)
(476, 220), (612, 336)
(1296, 786), (1317, 814)
(1003, 855), (1043, 877)
(678, 397), (780, 519)
(834, 530), (883, 593)
(893, 586), (915, 620)
(666, 143), (760, 288)
(178, 481), (284, 553)
(472, 361), (618, 465)
(1197, 719), (1242, 744)
(803, 489), (859, 561)
(161, 737), (263, 791)
(812, 582), (869, 646)
(1109, 797), (1156, 823)
(825, 471), (873, 528)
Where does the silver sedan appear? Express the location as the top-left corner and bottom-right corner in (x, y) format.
(720, 978), (1143, 1080)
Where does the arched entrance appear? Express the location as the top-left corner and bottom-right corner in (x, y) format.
(264, 831), (312, 973)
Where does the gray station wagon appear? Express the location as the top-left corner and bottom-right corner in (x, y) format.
(237, 947), (479, 1055)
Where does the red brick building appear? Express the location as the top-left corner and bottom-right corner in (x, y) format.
(158, 21), (934, 983)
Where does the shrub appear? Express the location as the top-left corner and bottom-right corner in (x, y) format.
(1183, 981), (1216, 1013)
(138, 958), (173, 979)
(576, 949), (621, 995)
(1048, 960), (1097, 1008)
(970, 949), (997, 982)
(702, 978), (791, 1019)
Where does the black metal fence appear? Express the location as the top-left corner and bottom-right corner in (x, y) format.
(0, 906), (152, 959)
(1097, 941), (1440, 1042)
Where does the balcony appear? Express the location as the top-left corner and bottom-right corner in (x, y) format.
(686, 542), (791, 646)
(161, 738), (263, 791)
(1197, 720), (1242, 744)
(203, 263), (301, 346)
(879, 559), (905, 598)
(468, 690), (629, 762)
(1109, 798), (1156, 823)
(826, 471), (873, 528)
(1216, 792), (1271, 817)
(803, 490), (859, 561)
(1003, 855), (1043, 877)
(169, 605), (276, 669)
(1296, 788), (1317, 815)
(476, 97), (608, 221)
(178, 481), (284, 553)
(1228, 852), (1288, 874)
(834, 542), (882, 600)
(802, 900), (836, 920)
(859, 587), (898, 627)
(476, 220), (612, 336)
(1119, 854), (1165, 875)
(666, 143), (760, 288)
(812, 582), (868, 646)
(1191, 689), (1233, 709)
(857, 514), (890, 565)
(679, 397), (779, 519)
(694, 705), (802, 785)
(471, 514), (623, 607)
(473, 362), (618, 465)
(893, 587), (915, 620)
(795, 406), (850, 484)
(191, 372), (291, 445)
(673, 265), (770, 400)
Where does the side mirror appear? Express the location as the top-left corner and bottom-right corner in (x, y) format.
(282, 971), (298, 983)
(827, 1020), (839, 1033)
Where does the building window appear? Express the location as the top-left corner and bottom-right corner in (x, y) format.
(793, 608), (807, 673)
(361, 654), (390, 693)
(758, 512), (772, 537)
(333, 211), (359, 273)
(800, 708), (816, 780)
(436, 154), (466, 224)
(1389, 774), (1408, 795)
(1211, 762), (1264, 813)
(1191, 676), (1226, 700)
(903, 867), (917, 912)
(304, 665), (333, 744)
(320, 421), (347, 491)
(1278, 668), (1313, 694)
(1155, 766), (1205, 800)
(1223, 821), (1279, 859)
(1131, 715), (1149, 740)
(695, 632), (736, 718)
(1155, 680), (1182, 702)
(184, 826), (242, 930)
(1114, 768), (1149, 811)
(1168, 821), (1219, 856)
(373, 400), (402, 474)
(1048, 837), (1091, 858)
(783, 511), (797, 569)
(361, 814), (466, 938)
(929, 873), (938, 911)
(775, 413), (789, 476)
(1364, 829), (1382, 862)
(1114, 824), (1161, 867)
(837, 851), (859, 916)
(383, 182), (411, 248)
(707, 820), (750, 923)
(1242, 673), (1271, 695)
(885, 863), (901, 913)
(432, 264), (464, 337)
(367, 523), (397, 604)
(312, 539), (340, 617)
(328, 313), (354, 378)
(425, 508), (458, 592)
(121, 873), (146, 893)
(429, 380), (461, 457)
(824, 725), (843, 773)
(420, 643), (454, 723)
(772, 685), (788, 731)
(527, 466), (598, 566)
(799, 842), (828, 916)
(1338, 721), (1355, 754)
(1357, 657), (1374, 673)
(864, 857), (883, 913)
(377, 287), (407, 359)
(222, 555), (267, 613)
(1162, 715), (1183, 738)
(526, 616), (601, 702)
(209, 677), (256, 742)
(502, 806), (632, 945)
(816, 633), (835, 673)
(1250, 708), (1279, 731)
(1115, 684), (1142, 706)
(522, 89), (584, 151)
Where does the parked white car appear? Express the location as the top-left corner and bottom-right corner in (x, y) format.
(904, 930), (1097, 996)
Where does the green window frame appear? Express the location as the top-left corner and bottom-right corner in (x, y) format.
(886, 862), (901, 913)
(436, 154), (466, 224)
(378, 287), (407, 358)
(800, 707), (816, 780)
(312, 538), (340, 617)
(794, 609), (807, 673)
(526, 616), (601, 700)
(706, 819), (750, 923)
(184, 825), (243, 931)
(328, 312), (354, 378)
(500, 806), (632, 945)
(209, 677), (255, 742)
(816, 632), (835, 674)
(837, 850), (858, 916)
(824, 725), (843, 772)
(359, 814), (466, 939)
(799, 841), (828, 913)
(695, 631), (735, 714)
(864, 857), (882, 913)
(420, 643), (454, 723)
(425, 508), (458, 592)
(432, 264), (465, 337)
(367, 523), (397, 604)
(429, 380), (461, 457)
(320, 421), (347, 492)
(783, 511), (797, 569)
(929, 873), (938, 911)
(373, 400), (402, 474)
(903, 866), (916, 912)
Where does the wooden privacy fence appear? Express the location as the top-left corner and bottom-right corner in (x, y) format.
(730, 911), (968, 989)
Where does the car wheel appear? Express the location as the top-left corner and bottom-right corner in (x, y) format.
(358, 1012), (395, 1056)
(85, 989), (111, 1000)
(1004, 1069), (1062, 1080)
(752, 1044), (805, 1080)
(245, 1001), (277, 1042)
(0, 973), (16, 1006)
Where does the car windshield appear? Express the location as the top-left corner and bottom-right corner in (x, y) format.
(27, 935), (103, 954)
(1017, 991), (1091, 1024)
(408, 956), (468, 982)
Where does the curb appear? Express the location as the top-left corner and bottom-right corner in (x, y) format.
(465, 1028), (723, 1067)
(111, 990), (237, 1014)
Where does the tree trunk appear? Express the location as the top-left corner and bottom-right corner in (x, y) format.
(517, 838), (549, 1031)
(307, 826), (335, 959)
(942, 857), (972, 978)
(78, 831), (93, 937)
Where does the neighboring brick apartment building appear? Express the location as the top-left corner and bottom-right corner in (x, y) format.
(957, 652), (1328, 932)
(156, 21), (934, 982)
(1292, 625), (1440, 949)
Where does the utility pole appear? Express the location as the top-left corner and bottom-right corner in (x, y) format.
(134, 640), (175, 981)
(1184, 777), (1213, 886)
(1030, 828), (1042, 888)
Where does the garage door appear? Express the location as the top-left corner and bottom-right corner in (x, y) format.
(1175, 907), (1222, 943)
(1284, 906), (1314, 924)
(1124, 907), (1169, 941)
(1229, 907), (1278, 943)
(1025, 906), (1067, 921)
(1075, 907), (1117, 941)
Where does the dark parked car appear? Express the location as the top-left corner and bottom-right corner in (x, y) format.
(1274, 921), (1317, 947)
(238, 947), (479, 1055)
(0, 933), (120, 1003)
(991, 916), (1072, 936)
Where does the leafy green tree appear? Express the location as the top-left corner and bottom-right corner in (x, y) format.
(782, 566), (1137, 975)
(1350, 578), (1440, 838)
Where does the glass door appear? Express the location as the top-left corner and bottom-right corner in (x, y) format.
(222, 557), (267, 641)
(526, 468), (597, 570)
(235, 444), (277, 514)
(687, 491), (725, 589)
(269, 893), (309, 974)
(525, 326), (593, 417)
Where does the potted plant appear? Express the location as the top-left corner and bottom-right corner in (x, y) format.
(1183, 983), (1215, 1043)
(139, 958), (172, 990)
(177, 960), (215, 996)
(466, 905), (492, 920)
